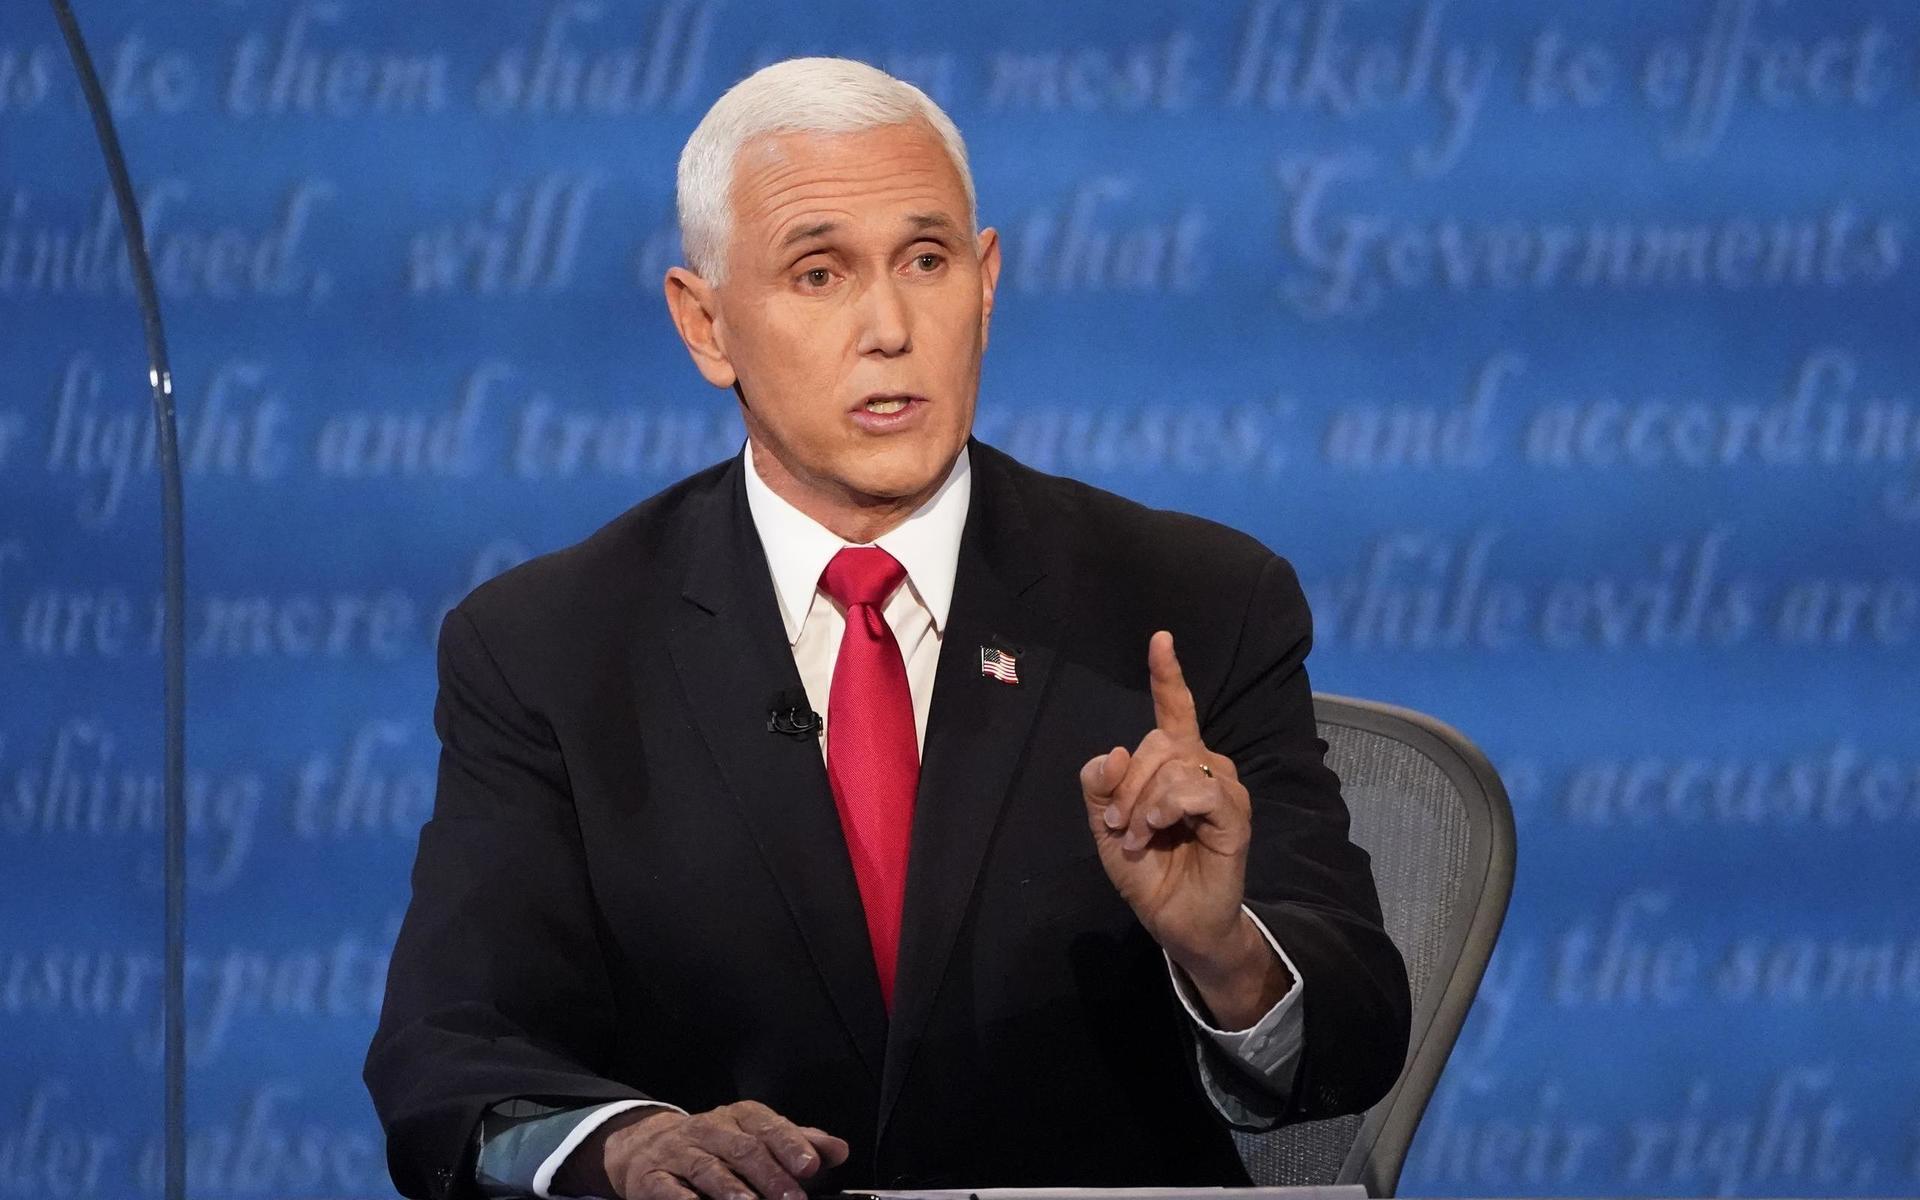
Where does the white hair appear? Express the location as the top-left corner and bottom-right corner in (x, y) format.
(676, 56), (978, 284)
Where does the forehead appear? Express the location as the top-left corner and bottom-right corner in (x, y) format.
(727, 120), (968, 250)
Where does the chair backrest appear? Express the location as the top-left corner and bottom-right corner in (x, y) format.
(1233, 693), (1516, 1197)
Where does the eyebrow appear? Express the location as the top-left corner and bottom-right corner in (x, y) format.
(778, 213), (961, 250)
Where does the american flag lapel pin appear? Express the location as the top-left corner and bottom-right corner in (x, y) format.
(979, 644), (1020, 685)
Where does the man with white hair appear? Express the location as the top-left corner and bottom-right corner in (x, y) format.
(365, 56), (1408, 1199)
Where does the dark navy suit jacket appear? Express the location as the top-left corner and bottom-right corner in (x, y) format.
(363, 437), (1410, 1197)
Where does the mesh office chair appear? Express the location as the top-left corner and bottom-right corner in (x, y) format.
(1234, 693), (1517, 1197)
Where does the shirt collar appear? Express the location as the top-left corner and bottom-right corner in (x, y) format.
(741, 437), (972, 645)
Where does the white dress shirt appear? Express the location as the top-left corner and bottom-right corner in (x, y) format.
(517, 440), (1307, 1198)
(746, 434), (964, 759)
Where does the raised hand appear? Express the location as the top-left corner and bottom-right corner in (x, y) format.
(1078, 632), (1290, 1026)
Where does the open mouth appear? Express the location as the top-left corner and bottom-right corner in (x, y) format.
(851, 392), (928, 433)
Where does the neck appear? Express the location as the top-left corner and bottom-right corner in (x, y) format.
(748, 434), (954, 544)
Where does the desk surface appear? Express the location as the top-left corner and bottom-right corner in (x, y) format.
(836, 1189), (1368, 1200)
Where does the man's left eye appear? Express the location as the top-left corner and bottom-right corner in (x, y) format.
(914, 253), (943, 271)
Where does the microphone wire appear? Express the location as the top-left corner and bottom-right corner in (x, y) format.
(45, 5), (189, 1200)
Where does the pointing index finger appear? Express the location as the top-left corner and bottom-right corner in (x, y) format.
(1148, 629), (1200, 742)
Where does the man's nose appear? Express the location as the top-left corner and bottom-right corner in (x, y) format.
(856, 275), (911, 357)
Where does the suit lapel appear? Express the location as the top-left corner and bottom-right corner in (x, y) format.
(660, 454), (887, 1083)
(656, 442), (1067, 1127)
(877, 440), (1063, 1140)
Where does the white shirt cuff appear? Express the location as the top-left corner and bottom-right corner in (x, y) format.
(1164, 903), (1306, 1087)
(533, 1099), (684, 1199)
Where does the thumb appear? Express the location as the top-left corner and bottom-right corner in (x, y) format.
(1079, 744), (1130, 807)
(1081, 745), (1135, 841)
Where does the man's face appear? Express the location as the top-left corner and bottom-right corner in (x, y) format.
(667, 119), (1000, 516)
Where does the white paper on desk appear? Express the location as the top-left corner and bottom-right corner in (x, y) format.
(840, 1187), (1369, 1200)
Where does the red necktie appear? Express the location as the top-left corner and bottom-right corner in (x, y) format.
(818, 546), (919, 1013)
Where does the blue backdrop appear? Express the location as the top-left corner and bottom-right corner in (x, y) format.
(2, 1), (1916, 1196)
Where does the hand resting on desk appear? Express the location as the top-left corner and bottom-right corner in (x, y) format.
(554, 1101), (850, 1200)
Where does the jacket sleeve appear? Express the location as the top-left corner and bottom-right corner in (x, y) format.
(1191, 552), (1412, 1129)
(363, 606), (664, 1200)
(476, 1099), (679, 1198)
(1166, 907), (1308, 1128)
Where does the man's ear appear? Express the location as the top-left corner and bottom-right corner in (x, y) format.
(975, 227), (1002, 352)
(663, 266), (737, 388)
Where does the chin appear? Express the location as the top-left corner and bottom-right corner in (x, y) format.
(847, 467), (938, 503)
(845, 442), (955, 500)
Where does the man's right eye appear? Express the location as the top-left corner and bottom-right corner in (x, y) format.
(800, 267), (832, 288)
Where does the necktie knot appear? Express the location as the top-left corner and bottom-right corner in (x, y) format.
(820, 546), (907, 610)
